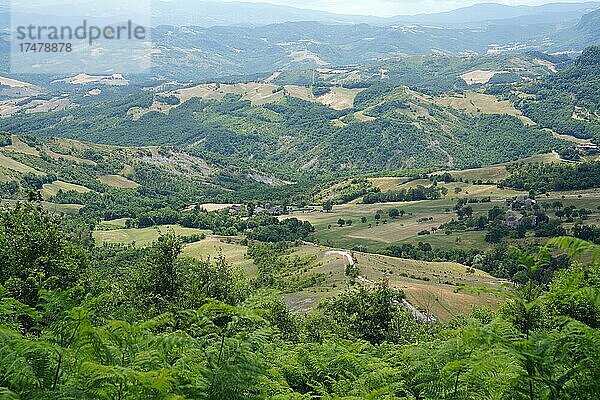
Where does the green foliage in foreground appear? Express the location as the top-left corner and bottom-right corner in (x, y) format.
(1, 202), (600, 399)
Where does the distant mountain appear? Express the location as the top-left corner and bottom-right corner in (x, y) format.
(3, 1), (599, 28)
(391, 2), (600, 26)
(1, 2), (597, 80)
(145, 22), (565, 80)
(576, 8), (600, 35)
(546, 8), (600, 51)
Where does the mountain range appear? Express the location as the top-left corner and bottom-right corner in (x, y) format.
(2, 1), (599, 28)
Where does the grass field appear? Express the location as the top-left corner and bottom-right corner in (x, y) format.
(0, 199), (83, 215)
(97, 218), (129, 230)
(287, 198), (502, 252)
(182, 236), (257, 277)
(459, 70), (500, 85)
(93, 225), (210, 246)
(6, 135), (40, 156)
(90, 225), (508, 322)
(317, 87), (361, 110)
(41, 180), (92, 199)
(440, 165), (511, 183)
(436, 91), (535, 126)
(283, 243), (507, 321)
(98, 174), (140, 189)
(130, 82), (361, 120)
(0, 152), (45, 177)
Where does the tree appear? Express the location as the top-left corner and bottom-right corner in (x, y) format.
(149, 233), (183, 304)
(388, 208), (400, 218)
(323, 201), (333, 212)
(0, 201), (86, 307)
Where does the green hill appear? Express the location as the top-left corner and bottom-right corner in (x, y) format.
(517, 46), (600, 143)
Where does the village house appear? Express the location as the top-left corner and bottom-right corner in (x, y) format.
(254, 205), (287, 216)
(507, 195), (536, 210)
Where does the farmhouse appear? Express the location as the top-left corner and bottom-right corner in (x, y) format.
(507, 195), (536, 210)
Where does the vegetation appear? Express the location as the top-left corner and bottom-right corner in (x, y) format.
(1, 200), (600, 399)
(502, 162), (600, 192)
(1, 25), (599, 398)
(516, 46), (600, 142)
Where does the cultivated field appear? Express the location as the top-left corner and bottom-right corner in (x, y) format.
(98, 174), (140, 189)
(436, 91), (535, 125)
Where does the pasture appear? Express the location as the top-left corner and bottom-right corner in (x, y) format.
(436, 91), (535, 125)
(98, 174), (140, 189)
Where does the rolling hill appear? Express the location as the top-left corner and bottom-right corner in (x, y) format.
(1, 5), (598, 80)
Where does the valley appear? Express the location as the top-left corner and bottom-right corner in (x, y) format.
(0, 2), (599, 397)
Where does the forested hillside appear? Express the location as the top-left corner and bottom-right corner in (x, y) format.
(1, 79), (570, 179)
(516, 46), (600, 142)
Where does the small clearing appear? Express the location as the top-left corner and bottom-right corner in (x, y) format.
(56, 73), (129, 86)
(459, 70), (500, 85)
(436, 91), (535, 125)
(98, 175), (140, 189)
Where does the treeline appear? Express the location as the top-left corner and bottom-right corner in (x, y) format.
(363, 185), (448, 204)
(502, 162), (600, 192)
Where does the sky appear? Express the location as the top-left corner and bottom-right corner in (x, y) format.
(221, 0), (593, 16)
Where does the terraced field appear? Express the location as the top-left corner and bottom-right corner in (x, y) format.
(282, 243), (507, 321)
(436, 91), (535, 126)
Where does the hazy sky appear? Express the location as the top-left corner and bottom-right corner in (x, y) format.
(10, 0), (595, 17)
(221, 0), (593, 16)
